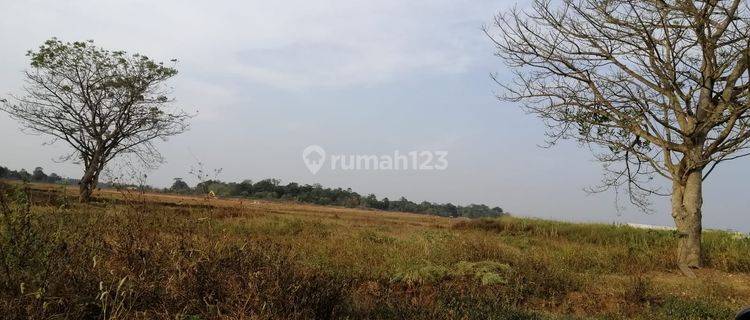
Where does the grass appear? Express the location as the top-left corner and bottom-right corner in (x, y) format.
(0, 181), (748, 319)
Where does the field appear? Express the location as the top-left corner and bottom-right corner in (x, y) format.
(1, 181), (749, 319)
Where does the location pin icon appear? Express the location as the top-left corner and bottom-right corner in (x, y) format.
(302, 145), (326, 175)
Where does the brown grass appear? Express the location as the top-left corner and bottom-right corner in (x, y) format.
(0, 181), (748, 319)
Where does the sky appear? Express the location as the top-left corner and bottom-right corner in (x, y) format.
(0, 0), (748, 231)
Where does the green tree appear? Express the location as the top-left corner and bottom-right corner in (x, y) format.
(381, 197), (390, 211)
(17, 170), (30, 181)
(47, 173), (62, 183)
(362, 194), (379, 208)
(445, 203), (459, 218)
(2, 39), (192, 202)
(31, 167), (47, 182)
(170, 178), (190, 193)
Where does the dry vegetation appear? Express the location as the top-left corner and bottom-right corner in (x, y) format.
(0, 181), (748, 319)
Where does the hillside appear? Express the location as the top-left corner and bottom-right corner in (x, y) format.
(1, 181), (748, 319)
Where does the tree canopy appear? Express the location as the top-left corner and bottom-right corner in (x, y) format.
(1, 38), (192, 202)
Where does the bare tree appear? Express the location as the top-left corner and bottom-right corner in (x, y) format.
(1, 38), (192, 202)
(188, 156), (222, 197)
(488, 0), (750, 269)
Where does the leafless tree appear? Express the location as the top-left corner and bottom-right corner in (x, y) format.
(188, 155), (222, 197)
(1, 39), (192, 202)
(488, 0), (750, 269)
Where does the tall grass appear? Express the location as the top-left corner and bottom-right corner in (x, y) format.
(454, 216), (750, 273)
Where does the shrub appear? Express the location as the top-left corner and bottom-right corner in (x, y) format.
(658, 297), (733, 319)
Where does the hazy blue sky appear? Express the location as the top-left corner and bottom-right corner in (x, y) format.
(1, 0), (748, 231)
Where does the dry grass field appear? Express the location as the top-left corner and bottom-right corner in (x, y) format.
(0, 180), (748, 319)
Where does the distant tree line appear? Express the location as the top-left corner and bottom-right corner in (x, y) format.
(0, 165), (158, 192)
(0, 166), (65, 184)
(0, 164), (505, 218)
(170, 178), (505, 218)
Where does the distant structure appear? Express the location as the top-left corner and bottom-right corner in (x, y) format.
(625, 223), (676, 231)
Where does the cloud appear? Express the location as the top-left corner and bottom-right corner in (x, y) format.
(0, 0), (502, 90)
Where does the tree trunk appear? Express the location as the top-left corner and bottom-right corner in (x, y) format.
(78, 154), (103, 203)
(78, 167), (96, 203)
(671, 170), (703, 268)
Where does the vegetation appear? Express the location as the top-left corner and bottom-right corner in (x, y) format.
(0, 181), (747, 319)
(489, 0), (750, 268)
(0, 164), (505, 219)
(0, 167), (62, 184)
(0, 38), (192, 203)
(1, 3), (747, 319)
(176, 178), (504, 218)
(0, 165), (160, 193)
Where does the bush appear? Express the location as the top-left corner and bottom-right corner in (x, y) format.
(658, 297), (733, 319)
